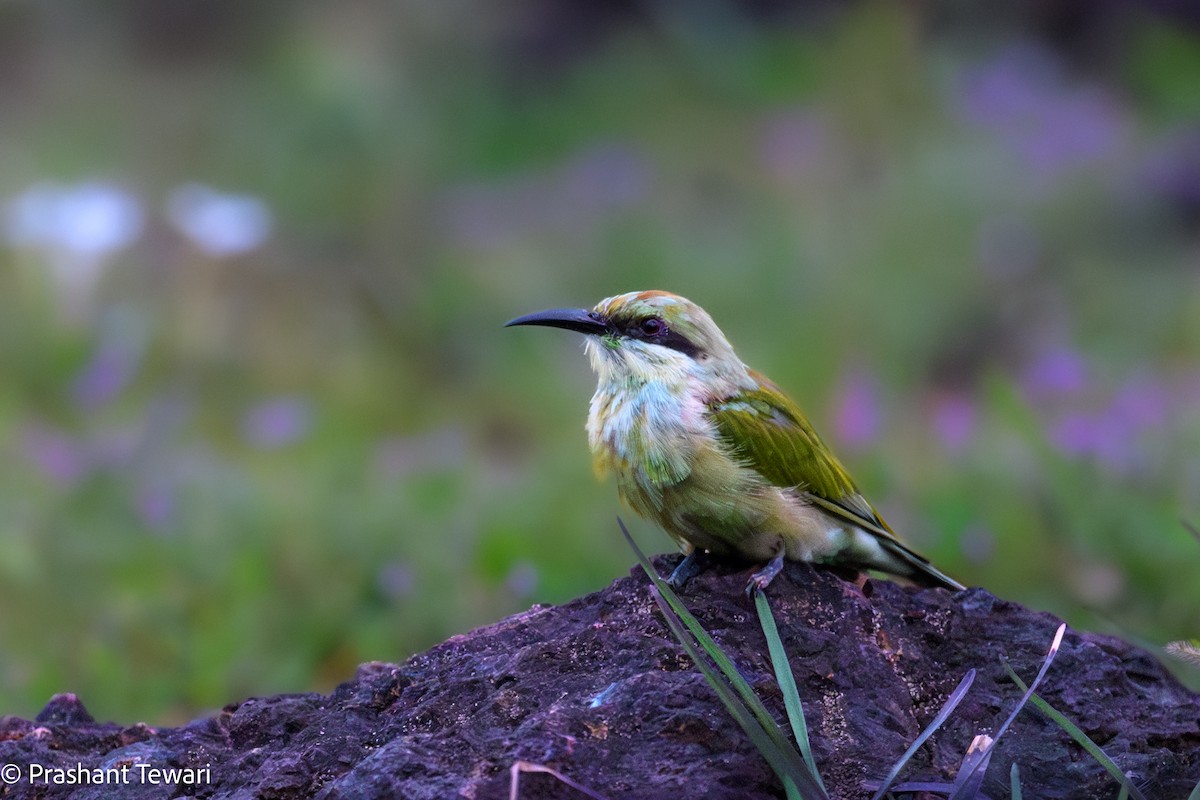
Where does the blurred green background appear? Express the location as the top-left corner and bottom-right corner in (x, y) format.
(2, 1), (1199, 724)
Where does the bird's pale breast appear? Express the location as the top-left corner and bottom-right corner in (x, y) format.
(588, 382), (845, 563)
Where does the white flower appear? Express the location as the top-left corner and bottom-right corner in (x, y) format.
(5, 181), (143, 255)
(166, 183), (273, 257)
(4, 181), (144, 317)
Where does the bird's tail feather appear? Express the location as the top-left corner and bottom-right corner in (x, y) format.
(881, 538), (966, 591)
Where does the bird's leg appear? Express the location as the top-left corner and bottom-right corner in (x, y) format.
(745, 548), (786, 596)
(665, 549), (709, 591)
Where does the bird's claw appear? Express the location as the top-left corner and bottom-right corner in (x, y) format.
(744, 575), (769, 598)
(745, 551), (785, 597)
(665, 550), (706, 591)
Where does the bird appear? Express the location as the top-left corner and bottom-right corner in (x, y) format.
(506, 290), (965, 594)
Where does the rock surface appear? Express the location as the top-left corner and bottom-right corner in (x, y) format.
(2, 559), (1199, 799)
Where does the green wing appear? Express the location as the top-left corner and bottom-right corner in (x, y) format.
(707, 370), (892, 535)
(708, 370), (965, 590)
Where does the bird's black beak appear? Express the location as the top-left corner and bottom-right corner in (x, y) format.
(505, 308), (609, 336)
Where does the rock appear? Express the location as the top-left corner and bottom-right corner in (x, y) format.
(1, 558), (1198, 799)
(33, 694), (94, 726)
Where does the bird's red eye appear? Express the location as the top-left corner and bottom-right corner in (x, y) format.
(640, 318), (665, 337)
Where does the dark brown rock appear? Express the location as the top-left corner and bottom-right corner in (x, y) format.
(1, 559), (1198, 799)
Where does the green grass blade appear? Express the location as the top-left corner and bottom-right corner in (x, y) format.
(1117, 783), (1130, 800)
(1010, 763), (1022, 800)
(620, 519), (828, 800)
(1189, 776), (1200, 800)
(647, 586), (788, 777)
(648, 586), (826, 800)
(620, 521), (790, 739)
(870, 669), (975, 800)
(754, 590), (826, 793)
(1002, 662), (1148, 800)
(948, 623), (1066, 799)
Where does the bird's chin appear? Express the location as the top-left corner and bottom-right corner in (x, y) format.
(584, 337), (619, 371)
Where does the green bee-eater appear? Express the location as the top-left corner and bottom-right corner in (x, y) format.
(507, 290), (964, 594)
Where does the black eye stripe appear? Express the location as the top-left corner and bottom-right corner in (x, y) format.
(615, 316), (700, 358)
(658, 328), (701, 358)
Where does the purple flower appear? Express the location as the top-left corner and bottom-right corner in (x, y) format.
(1108, 375), (1170, 434)
(1089, 414), (1139, 474)
(241, 396), (313, 449)
(832, 367), (881, 451)
(1046, 412), (1127, 472)
(957, 44), (1130, 188)
(1043, 377), (1168, 474)
(931, 393), (977, 455)
(72, 330), (145, 410)
(958, 43), (1056, 128)
(1020, 88), (1127, 176)
(22, 423), (89, 485)
(1021, 346), (1088, 401)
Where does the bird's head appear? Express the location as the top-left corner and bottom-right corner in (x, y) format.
(506, 291), (749, 392)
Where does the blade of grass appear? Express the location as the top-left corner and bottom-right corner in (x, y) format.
(620, 520), (796, 746)
(648, 585), (820, 800)
(868, 668), (976, 800)
(1188, 776), (1200, 800)
(509, 761), (612, 800)
(754, 590), (826, 793)
(619, 519), (827, 799)
(948, 623), (1066, 799)
(1002, 662), (1148, 800)
(1010, 763), (1022, 800)
(950, 734), (993, 798)
(887, 781), (957, 793)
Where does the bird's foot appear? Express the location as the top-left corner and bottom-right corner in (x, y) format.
(745, 552), (785, 597)
(665, 550), (708, 591)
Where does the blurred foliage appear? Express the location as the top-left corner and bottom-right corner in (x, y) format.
(1, 1), (1199, 722)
